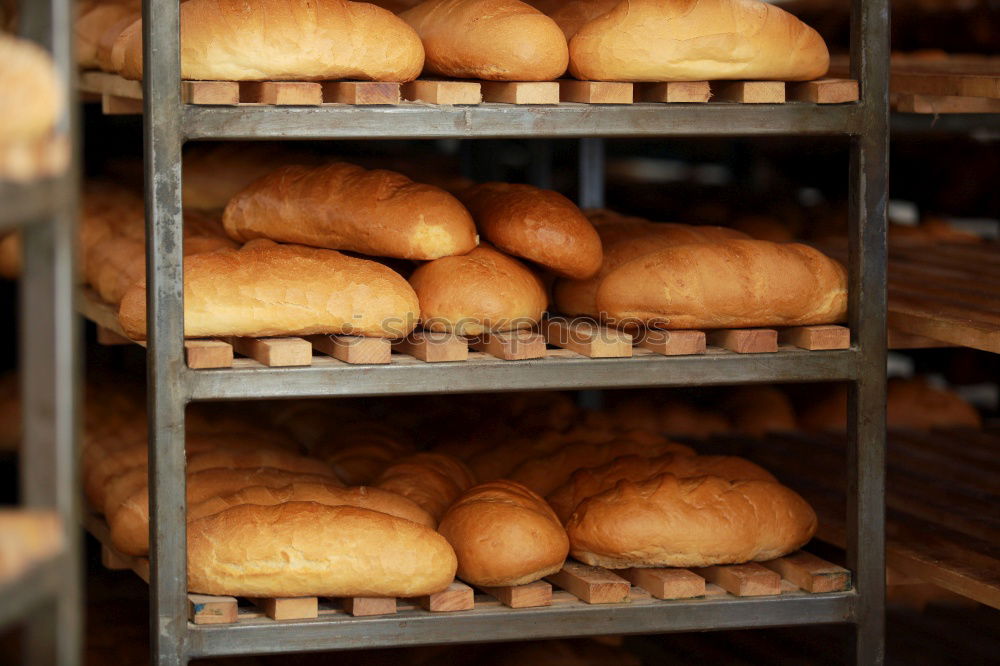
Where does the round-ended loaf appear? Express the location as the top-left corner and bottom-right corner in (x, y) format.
(375, 452), (476, 523)
(117, 240), (421, 340)
(409, 245), (548, 335)
(596, 240), (847, 330)
(568, 0), (829, 82)
(437, 480), (569, 586)
(114, 0), (424, 82)
(401, 0), (568, 81)
(223, 163), (478, 261)
(187, 502), (457, 597)
(460, 183), (603, 279)
(566, 473), (817, 568)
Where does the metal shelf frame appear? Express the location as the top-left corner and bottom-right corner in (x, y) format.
(137, 0), (888, 663)
(0, 1), (82, 664)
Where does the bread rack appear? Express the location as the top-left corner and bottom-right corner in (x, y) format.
(0, 1), (82, 664)
(97, 0), (893, 663)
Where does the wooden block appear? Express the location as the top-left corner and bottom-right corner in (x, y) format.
(240, 81), (323, 105)
(786, 78), (859, 104)
(248, 597), (318, 621)
(704, 583), (728, 598)
(230, 337), (313, 366)
(308, 334), (391, 364)
(96, 326), (132, 346)
(393, 331), (469, 362)
(413, 581), (475, 612)
(891, 71), (1000, 101)
(707, 328), (778, 354)
(322, 81), (401, 105)
(712, 81), (786, 103)
(481, 81), (560, 104)
(101, 545), (131, 570)
(341, 597), (397, 617)
(620, 568), (706, 600)
(478, 580), (552, 608)
(182, 80), (240, 105)
(635, 81), (711, 103)
(184, 340), (234, 369)
(402, 80), (481, 105)
(779, 325), (850, 351)
(102, 94), (143, 114)
(543, 318), (632, 358)
(188, 594), (238, 625)
(546, 561), (631, 604)
(761, 552), (851, 594)
(467, 330), (546, 360)
(635, 329), (706, 356)
(559, 79), (633, 104)
(694, 563), (781, 597)
(894, 93), (1000, 114)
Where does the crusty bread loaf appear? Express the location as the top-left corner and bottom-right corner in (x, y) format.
(187, 482), (435, 527)
(409, 245), (548, 336)
(322, 440), (414, 485)
(567, 473), (817, 568)
(117, 240), (420, 340)
(187, 502), (457, 597)
(528, 0), (619, 39)
(553, 221), (747, 317)
(459, 183), (603, 279)
(437, 480), (569, 586)
(400, 0), (568, 81)
(0, 34), (63, 143)
(0, 233), (21, 279)
(597, 240), (847, 329)
(509, 439), (695, 497)
(568, 0), (830, 82)
(606, 398), (730, 440)
(115, 0), (424, 82)
(74, 0), (139, 69)
(548, 452), (776, 522)
(95, 9), (140, 72)
(222, 163), (477, 261)
(376, 453), (476, 522)
(723, 386), (797, 438)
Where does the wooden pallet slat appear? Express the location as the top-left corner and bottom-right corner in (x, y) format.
(412, 581), (475, 612)
(228, 336), (314, 367)
(240, 81), (323, 105)
(322, 81), (401, 105)
(467, 330), (546, 360)
(620, 568), (706, 600)
(546, 561), (631, 604)
(402, 80), (482, 105)
(248, 596), (319, 621)
(543, 318), (633, 358)
(481, 81), (560, 104)
(761, 552), (851, 594)
(895, 93), (1000, 114)
(786, 78), (859, 104)
(694, 563), (781, 597)
(891, 71), (1000, 100)
(478, 580), (552, 608)
(102, 95), (143, 115)
(184, 340), (234, 369)
(182, 81), (240, 105)
(188, 594), (239, 625)
(635, 81), (711, 103)
(778, 325), (851, 351)
(307, 334), (392, 365)
(713, 81), (786, 104)
(559, 80), (633, 104)
(707, 328), (778, 354)
(635, 329), (706, 356)
(393, 330), (469, 362)
(340, 596), (397, 617)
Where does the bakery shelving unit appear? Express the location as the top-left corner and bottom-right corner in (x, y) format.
(124, 0), (889, 663)
(0, 0), (81, 664)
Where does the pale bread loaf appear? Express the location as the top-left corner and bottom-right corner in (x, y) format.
(95, 9), (140, 72)
(74, 0), (139, 69)
(0, 34), (63, 143)
(187, 502), (457, 597)
(438, 480), (569, 586)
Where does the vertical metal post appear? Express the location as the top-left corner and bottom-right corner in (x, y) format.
(143, 0), (189, 664)
(847, 0), (889, 663)
(578, 138), (605, 209)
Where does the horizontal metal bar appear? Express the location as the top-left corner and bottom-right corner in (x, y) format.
(183, 103), (863, 141)
(0, 177), (70, 230)
(186, 348), (858, 402)
(0, 551), (64, 629)
(188, 591), (854, 658)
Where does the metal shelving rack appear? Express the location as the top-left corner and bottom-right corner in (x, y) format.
(0, 1), (81, 664)
(136, 0), (888, 663)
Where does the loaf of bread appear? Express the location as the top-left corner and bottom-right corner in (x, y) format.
(74, 0), (139, 69)
(547, 452), (776, 522)
(117, 240), (421, 340)
(0, 234), (20, 279)
(187, 502), (457, 597)
(0, 34), (63, 144)
(566, 473), (817, 568)
(114, 0), (425, 82)
(553, 221), (747, 317)
(723, 386), (797, 438)
(96, 9), (141, 73)
(376, 452), (476, 522)
(568, 0), (830, 82)
(0, 510), (63, 583)
(528, 0), (619, 39)
(437, 480), (569, 586)
(596, 240), (847, 329)
(409, 245), (548, 336)
(459, 183), (602, 279)
(223, 163), (477, 260)
(400, 0), (568, 81)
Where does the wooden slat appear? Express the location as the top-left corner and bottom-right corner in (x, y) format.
(96, 326), (132, 346)
(760, 552), (851, 593)
(635, 81), (711, 103)
(778, 325), (850, 351)
(481, 81), (559, 104)
(412, 581), (475, 612)
(322, 81), (401, 105)
(478, 580), (552, 608)
(184, 340), (234, 369)
(546, 561), (631, 604)
(467, 330), (546, 360)
(786, 78), (859, 104)
(393, 331), (469, 362)
(102, 95), (143, 115)
(240, 81), (323, 105)
(79, 71), (141, 99)
(706, 328), (778, 354)
(402, 80), (481, 105)
(543, 318), (632, 358)
(694, 563), (781, 597)
(888, 328), (954, 349)
(229, 337), (314, 366)
(712, 81), (786, 104)
(888, 301), (1000, 354)
(341, 596), (397, 617)
(307, 334), (391, 364)
(620, 568), (706, 600)
(182, 81), (240, 105)
(891, 71), (1000, 100)
(635, 329), (706, 356)
(559, 80), (633, 104)
(895, 94), (1000, 114)
(247, 597), (318, 621)
(188, 594), (238, 625)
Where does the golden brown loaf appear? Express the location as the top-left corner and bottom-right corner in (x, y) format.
(223, 163), (478, 260)
(74, 0), (139, 69)
(115, 0), (425, 82)
(459, 183), (603, 279)
(408, 245), (548, 335)
(437, 480), (569, 586)
(568, 0), (830, 82)
(547, 452), (776, 522)
(187, 502), (457, 597)
(0, 34), (63, 144)
(400, 0), (568, 81)
(117, 240), (421, 340)
(597, 240), (847, 329)
(376, 452), (476, 523)
(528, 0), (619, 39)
(723, 386), (798, 438)
(95, 9), (141, 72)
(566, 473), (817, 568)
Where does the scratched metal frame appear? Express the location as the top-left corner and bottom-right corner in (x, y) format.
(140, 0), (888, 661)
(0, 1), (82, 665)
